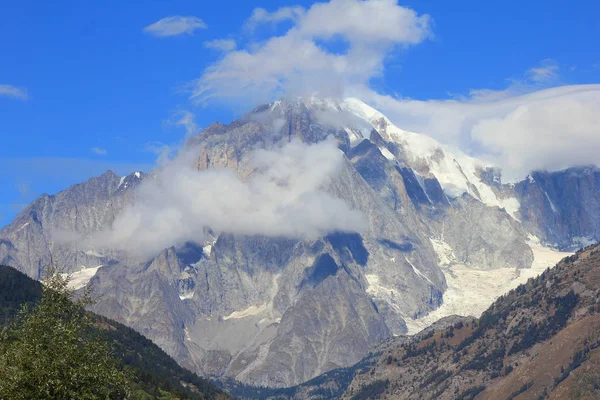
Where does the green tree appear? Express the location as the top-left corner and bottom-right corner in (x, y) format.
(0, 268), (129, 400)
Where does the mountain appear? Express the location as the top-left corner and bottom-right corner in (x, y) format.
(337, 243), (600, 399)
(0, 264), (229, 400)
(0, 97), (598, 387)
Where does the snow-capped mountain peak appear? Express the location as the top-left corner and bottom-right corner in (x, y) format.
(280, 96), (522, 218)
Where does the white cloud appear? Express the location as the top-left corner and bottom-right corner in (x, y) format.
(172, 110), (200, 141)
(194, 0), (431, 104)
(362, 84), (600, 182)
(0, 84), (28, 100)
(90, 138), (365, 258)
(143, 16), (207, 37)
(526, 59), (559, 83)
(245, 6), (305, 29)
(91, 147), (107, 156)
(204, 38), (237, 52)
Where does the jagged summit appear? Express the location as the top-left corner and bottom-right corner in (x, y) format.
(242, 96), (519, 218)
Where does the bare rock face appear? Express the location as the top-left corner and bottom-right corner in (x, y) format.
(0, 97), (596, 388)
(431, 196), (534, 270)
(0, 171), (143, 279)
(88, 247), (195, 361)
(514, 167), (600, 249)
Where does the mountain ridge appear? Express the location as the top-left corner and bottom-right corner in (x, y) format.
(0, 96), (598, 387)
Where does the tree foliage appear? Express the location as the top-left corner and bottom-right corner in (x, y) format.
(0, 268), (129, 400)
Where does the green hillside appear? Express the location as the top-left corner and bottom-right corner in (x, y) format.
(0, 265), (230, 400)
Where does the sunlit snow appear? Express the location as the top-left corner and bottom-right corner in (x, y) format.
(342, 98), (522, 220)
(63, 265), (103, 290)
(403, 237), (571, 334)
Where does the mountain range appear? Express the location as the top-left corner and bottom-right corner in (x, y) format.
(1, 97), (599, 388)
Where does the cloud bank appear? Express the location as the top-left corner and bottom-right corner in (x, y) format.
(93, 138), (365, 258)
(143, 16), (207, 37)
(364, 84), (600, 181)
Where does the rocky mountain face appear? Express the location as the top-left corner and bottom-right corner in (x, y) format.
(339, 243), (600, 400)
(0, 171), (143, 279)
(0, 264), (230, 400)
(515, 167), (600, 249)
(0, 97), (598, 388)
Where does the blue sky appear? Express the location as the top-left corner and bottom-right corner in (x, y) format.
(1, 0), (599, 225)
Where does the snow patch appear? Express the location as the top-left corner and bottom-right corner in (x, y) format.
(344, 127), (366, 146)
(544, 191), (559, 213)
(379, 147), (395, 161)
(498, 197), (521, 221)
(405, 256), (433, 285)
(179, 290), (194, 301)
(63, 265), (103, 290)
(202, 235), (217, 258)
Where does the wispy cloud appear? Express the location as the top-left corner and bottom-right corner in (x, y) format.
(143, 16), (207, 37)
(0, 84), (28, 100)
(91, 147), (107, 156)
(204, 38), (237, 52)
(174, 110), (200, 138)
(245, 6), (305, 30)
(16, 181), (33, 199)
(526, 59), (560, 83)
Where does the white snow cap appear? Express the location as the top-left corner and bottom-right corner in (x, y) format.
(340, 97), (521, 218)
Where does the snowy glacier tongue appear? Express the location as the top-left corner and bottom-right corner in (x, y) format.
(403, 237), (572, 334)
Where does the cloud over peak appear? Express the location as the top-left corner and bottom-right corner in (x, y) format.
(90, 138), (365, 258)
(194, 0), (431, 104)
(143, 16), (207, 37)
